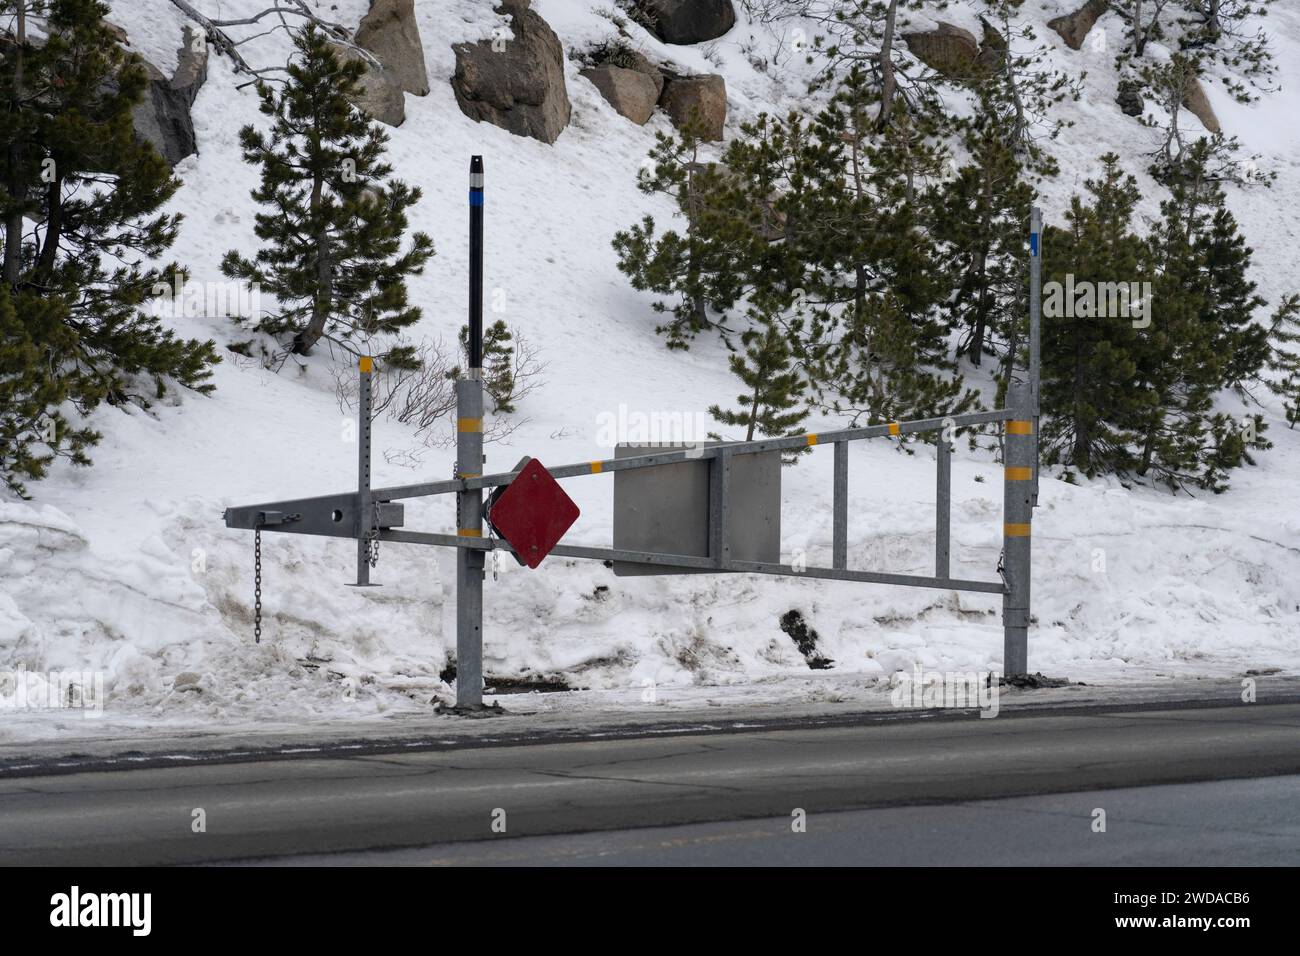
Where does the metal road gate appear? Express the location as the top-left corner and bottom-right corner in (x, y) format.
(224, 159), (1044, 710)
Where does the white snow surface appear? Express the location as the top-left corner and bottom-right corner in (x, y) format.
(2, 0), (1298, 743)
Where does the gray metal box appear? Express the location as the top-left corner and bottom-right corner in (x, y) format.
(612, 442), (781, 576)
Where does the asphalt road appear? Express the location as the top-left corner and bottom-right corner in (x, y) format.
(289, 774), (1300, 866)
(2, 700), (1298, 866)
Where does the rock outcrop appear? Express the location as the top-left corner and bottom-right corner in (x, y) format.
(634, 0), (735, 45)
(1116, 79), (1144, 117)
(1183, 74), (1220, 133)
(902, 22), (979, 75)
(1048, 0), (1111, 51)
(132, 26), (208, 165)
(976, 16), (1006, 72)
(582, 65), (660, 125)
(451, 0), (571, 144)
(356, 0), (429, 96)
(617, 48), (666, 98)
(659, 73), (726, 141)
(333, 43), (406, 127)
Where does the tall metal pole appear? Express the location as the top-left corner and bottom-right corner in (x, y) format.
(1002, 381), (1033, 678)
(1001, 211), (1042, 678)
(353, 355), (375, 586)
(1028, 206), (1042, 508)
(935, 435), (950, 580)
(455, 156), (486, 708)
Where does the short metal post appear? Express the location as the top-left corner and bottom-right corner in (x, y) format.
(353, 355), (375, 586)
(709, 445), (731, 568)
(832, 440), (848, 570)
(1002, 381), (1033, 677)
(455, 155), (486, 709)
(935, 435), (950, 579)
(1028, 206), (1042, 509)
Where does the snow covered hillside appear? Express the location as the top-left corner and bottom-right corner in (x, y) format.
(2, 0), (1298, 742)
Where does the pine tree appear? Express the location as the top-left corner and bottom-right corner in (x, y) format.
(801, 67), (977, 428)
(1191, 203), (1269, 390)
(1039, 156), (1149, 477)
(451, 319), (520, 413)
(1, 0), (217, 495)
(715, 109), (822, 316)
(1265, 294), (1300, 428)
(1113, 0), (1279, 108)
(0, 285), (97, 495)
(1041, 150), (1271, 491)
(931, 82), (1036, 383)
(975, 0), (1080, 176)
(708, 308), (808, 444)
(1133, 142), (1271, 491)
(611, 120), (744, 349)
(222, 24), (433, 366)
(1133, 193), (1222, 489)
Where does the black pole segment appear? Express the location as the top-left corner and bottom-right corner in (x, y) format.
(469, 155), (484, 370)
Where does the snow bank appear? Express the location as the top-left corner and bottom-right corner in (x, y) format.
(2, 0), (1297, 742)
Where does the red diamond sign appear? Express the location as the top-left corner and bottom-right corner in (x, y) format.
(487, 458), (580, 569)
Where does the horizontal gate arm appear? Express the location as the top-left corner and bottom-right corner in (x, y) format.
(224, 492), (403, 538)
(225, 408), (1017, 507)
(377, 530), (1008, 594)
(372, 407), (1017, 496)
(725, 560), (1007, 594)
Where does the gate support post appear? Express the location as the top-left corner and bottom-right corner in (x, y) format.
(352, 355), (375, 586)
(455, 374), (485, 708)
(935, 435), (950, 579)
(832, 440), (848, 570)
(1002, 381), (1033, 677)
(1028, 206), (1043, 508)
(455, 154), (487, 709)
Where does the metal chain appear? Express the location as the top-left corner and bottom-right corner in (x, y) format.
(253, 527), (263, 645)
(367, 501), (381, 569)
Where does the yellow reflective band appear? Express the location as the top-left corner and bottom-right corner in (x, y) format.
(888, 422), (900, 436)
(457, 417), (482, 433)
(1004, 523), (1031, 537)
(1007, 420), (1033, 435)
(457, 528), (482, 538)
(1005, 467), (1033, 481)
(359, 356), (374, 373)
(806, 434), (818, 446)
(459, 472), (481, 479)
(590, 461), (603, 474)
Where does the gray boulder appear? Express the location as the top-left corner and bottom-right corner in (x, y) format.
(1048, 0), (1111, 51)
(333, 42), (406, 127)
(903, 22), (979, 75)
(635, 0), (735, 45)
(1116, 79), (1144, 117)
(451, 0), (571, 144)
(1183, 74), (1220, 133)
(582, 64), (660, 125)
(605, 47), (665, 98)
(356, 0), (429, 96)
(976, 16), (1006, 72)
(660, 73), (726, 141)
(131, 26), (208, 166)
